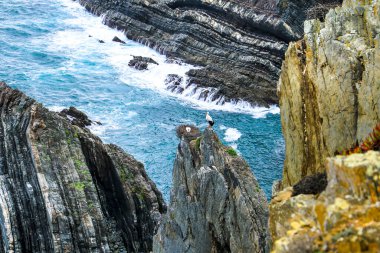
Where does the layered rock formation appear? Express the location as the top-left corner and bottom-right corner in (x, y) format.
(270, 151), (380, 252)
(270, 0), (380, 251)
(77, 0), (341, 107)
(153, 126), (269, 253)
(0, 82), (166, 252)
(278, 0), (380, 187)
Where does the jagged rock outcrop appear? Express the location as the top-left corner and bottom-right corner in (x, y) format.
(153, 126), (269, 253)
(278, 0), (380, 187)
(77, 0), (341, 107)
(128, 56), (159, 70)
(270, 151), (380, 252)
(0, 82), (166, 252)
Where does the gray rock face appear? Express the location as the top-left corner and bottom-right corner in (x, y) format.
(153, 127), (269, 253)
(0, 82), (166, 252)
(77, 0), (342, 107)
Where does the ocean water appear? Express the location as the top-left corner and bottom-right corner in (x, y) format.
(0, 0), (284, 200)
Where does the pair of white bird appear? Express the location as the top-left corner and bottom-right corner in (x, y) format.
(185, 112), (214, 133)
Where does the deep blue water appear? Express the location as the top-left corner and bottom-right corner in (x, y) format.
(0, 0), (284, 200)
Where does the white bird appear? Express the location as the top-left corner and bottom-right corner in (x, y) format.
(186, 127), (191, 133)
(206, 112), (214, 127)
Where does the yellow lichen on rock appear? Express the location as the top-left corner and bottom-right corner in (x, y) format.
(278, 0), (380, 188)
(270, 151), (380, 252)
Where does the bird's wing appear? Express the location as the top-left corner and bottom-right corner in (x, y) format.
(206, 114), (213, 121)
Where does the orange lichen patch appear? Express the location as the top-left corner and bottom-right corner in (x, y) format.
(315, 203), (327, 232)
(270, 152), (380, 253)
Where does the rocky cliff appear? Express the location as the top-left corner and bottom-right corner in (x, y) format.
(270, 0), (380, 251)
(0, 82), (166, 252)
(77, 0), (341, 107)
(278, 0), (380, 187)
(153, 126), (269, 252)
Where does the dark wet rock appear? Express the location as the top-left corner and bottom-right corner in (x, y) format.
(164, 74), (183, 92)
(59, 106), (96, 128)
(98, 39), (105, 43)
(0, 82), (166, 252)
(154, 127), (269, 252)
(128, 56), (159, 70)
(77, 0), (342, 106)
(164, 57), (183, 65)
(292, 172), (327, 197)
(112, 36), (126, 44)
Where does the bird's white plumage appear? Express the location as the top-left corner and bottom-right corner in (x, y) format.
(186, 127), (191, 132)
(206, 112), (213, 122)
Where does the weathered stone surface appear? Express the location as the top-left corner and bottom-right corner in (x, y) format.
(270, 151), (380, 252)
(0, 82), (166, 252)
(128, 56), (159, 70)
(59, 106), (97, 128)
(77, 0), (341, 107)
(278, 0), (380, 187)
(153, 127), (269, 253)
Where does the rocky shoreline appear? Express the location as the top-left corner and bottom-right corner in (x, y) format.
(76, 0), (341, 107)
(0, 0), (379, 252)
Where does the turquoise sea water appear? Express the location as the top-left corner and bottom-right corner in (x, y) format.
(0, 0), (284, 200)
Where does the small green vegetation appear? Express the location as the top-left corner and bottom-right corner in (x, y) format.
(226, 148), (238, 157)
(255, 185), (260, 193)
(78, 169), (91, 177)
(71, 182), (86, 191)
(195, 137), (202, 151)
(74, 159), (86, 169)
(119, 168), (134, 183)
(132, 186), (146, 201)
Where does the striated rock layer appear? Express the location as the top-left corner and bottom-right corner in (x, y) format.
(278, 0), (380, 187)
(270, 151), (380, 252)
(153, 126), (269, 253)
(77, 0), (341, 107)
(0, 82), (166, 252)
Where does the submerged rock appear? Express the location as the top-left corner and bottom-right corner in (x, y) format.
(278, 0), (380, 187)
(270, 151), (380, 252)
(112, 36), (126, 44)
(153, 126), (269, 252)
(128, 56), (159, 70)
(77, 0), (342, 107)
(0, 82), (166, 252)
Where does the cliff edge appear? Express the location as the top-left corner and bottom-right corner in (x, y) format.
(153, 126), (269, 252)
(270, 0), (380, 251)
(278, 0), (380, 187)
(0, 82), (166, 252)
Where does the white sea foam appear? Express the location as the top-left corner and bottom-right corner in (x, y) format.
(224, 128), (242, 142)
(48, 105), (66, 112)
(126, 111), (138, 119)
(219, 125), (227, 130)
(54, 0), (280, 118)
